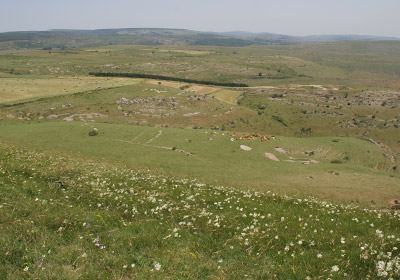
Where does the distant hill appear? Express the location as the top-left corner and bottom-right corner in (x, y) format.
(0, 28), (399, 50)
(298, 34), (400, 42)
(222, 31), (400, 42)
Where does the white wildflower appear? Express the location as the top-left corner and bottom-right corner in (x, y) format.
(154, 262), (161, 271)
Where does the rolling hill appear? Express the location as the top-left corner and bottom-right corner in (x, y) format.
(1, 28), (399, 50)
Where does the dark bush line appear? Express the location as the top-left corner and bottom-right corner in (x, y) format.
(88, 72), (249, 88)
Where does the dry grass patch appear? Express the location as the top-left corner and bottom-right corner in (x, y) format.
(0, 77), (140, 104)
(209, 89), (242, 105)
(157, 49), (212, 55)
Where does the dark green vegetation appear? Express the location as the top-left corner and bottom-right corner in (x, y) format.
(89, 72), (248, 87)
(0, 39), (400, 278)
(1, 144), (400, 279)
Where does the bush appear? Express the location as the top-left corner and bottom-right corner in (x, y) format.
(257, 104), (266, 110)
(330, 159), (343, 164)
(88, 130), (98, 136)
(272, 115), (287, 127)
(301, 127), (312, 134)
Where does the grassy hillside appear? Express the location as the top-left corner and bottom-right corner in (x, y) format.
(1, 143), (400, 279)
(0, 76), (399, 206)
(1, 42), (400, 88)
(1, 39), (400, 279)
(0, 76), (140, 104)
(0, 120), (398, 206)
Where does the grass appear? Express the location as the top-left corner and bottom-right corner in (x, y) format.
(1, 42), (400, 278)
(1, 143), (400, 279)
(209, 89), (242, 105)
(0, 75), (398, 207)
(0, 76), (140, 104)
(2, 42), (400, 88)
(0, 120), (398, 206)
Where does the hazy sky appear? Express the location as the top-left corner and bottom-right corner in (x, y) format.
(1, 0), (399, 37)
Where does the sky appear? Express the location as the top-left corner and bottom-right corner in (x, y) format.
(1, 0), (400, 37)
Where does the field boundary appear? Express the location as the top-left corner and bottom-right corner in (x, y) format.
(89, 72), (249, 87)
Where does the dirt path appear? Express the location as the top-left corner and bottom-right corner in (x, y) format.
(146, 130), (163, 144)
(369, 139), (397, 171)
(246, 84), (333, 91)
(104, 136), (195, 156)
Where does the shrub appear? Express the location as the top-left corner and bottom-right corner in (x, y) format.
(301, 127), (312, 134)
(88, 130), (98, 136)
(272, 115), (287, 126)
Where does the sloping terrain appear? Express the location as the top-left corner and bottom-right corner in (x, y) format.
(1, 144), (400, 279)
(1, 78), (399, 206)
(1, 39), (400, 279)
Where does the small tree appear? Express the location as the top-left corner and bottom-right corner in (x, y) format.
(258, 72), (262, 77)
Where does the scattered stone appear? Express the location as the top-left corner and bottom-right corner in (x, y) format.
(232, 133), (273, 142)
(62, 113), (107, 121)
(38, 116), (45, 120)
(275, 147), (286, 153)
(47, 114), (60, 119)
(264, 152), (280, 161)
(240, 145), (252, 151)
(183, 112), (200, 117)
(6, 114), (15, 119)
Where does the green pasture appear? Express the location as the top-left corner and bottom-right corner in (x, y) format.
(1, 41), (400, 88)
(0, 42), (399, 207)
(0, 120), (398, 205)
(1, 143), (399, 279)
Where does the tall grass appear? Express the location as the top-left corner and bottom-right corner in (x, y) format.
(0, 144), (399, 279)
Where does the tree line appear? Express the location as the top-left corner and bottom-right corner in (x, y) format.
(88, 72), (249, 87)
